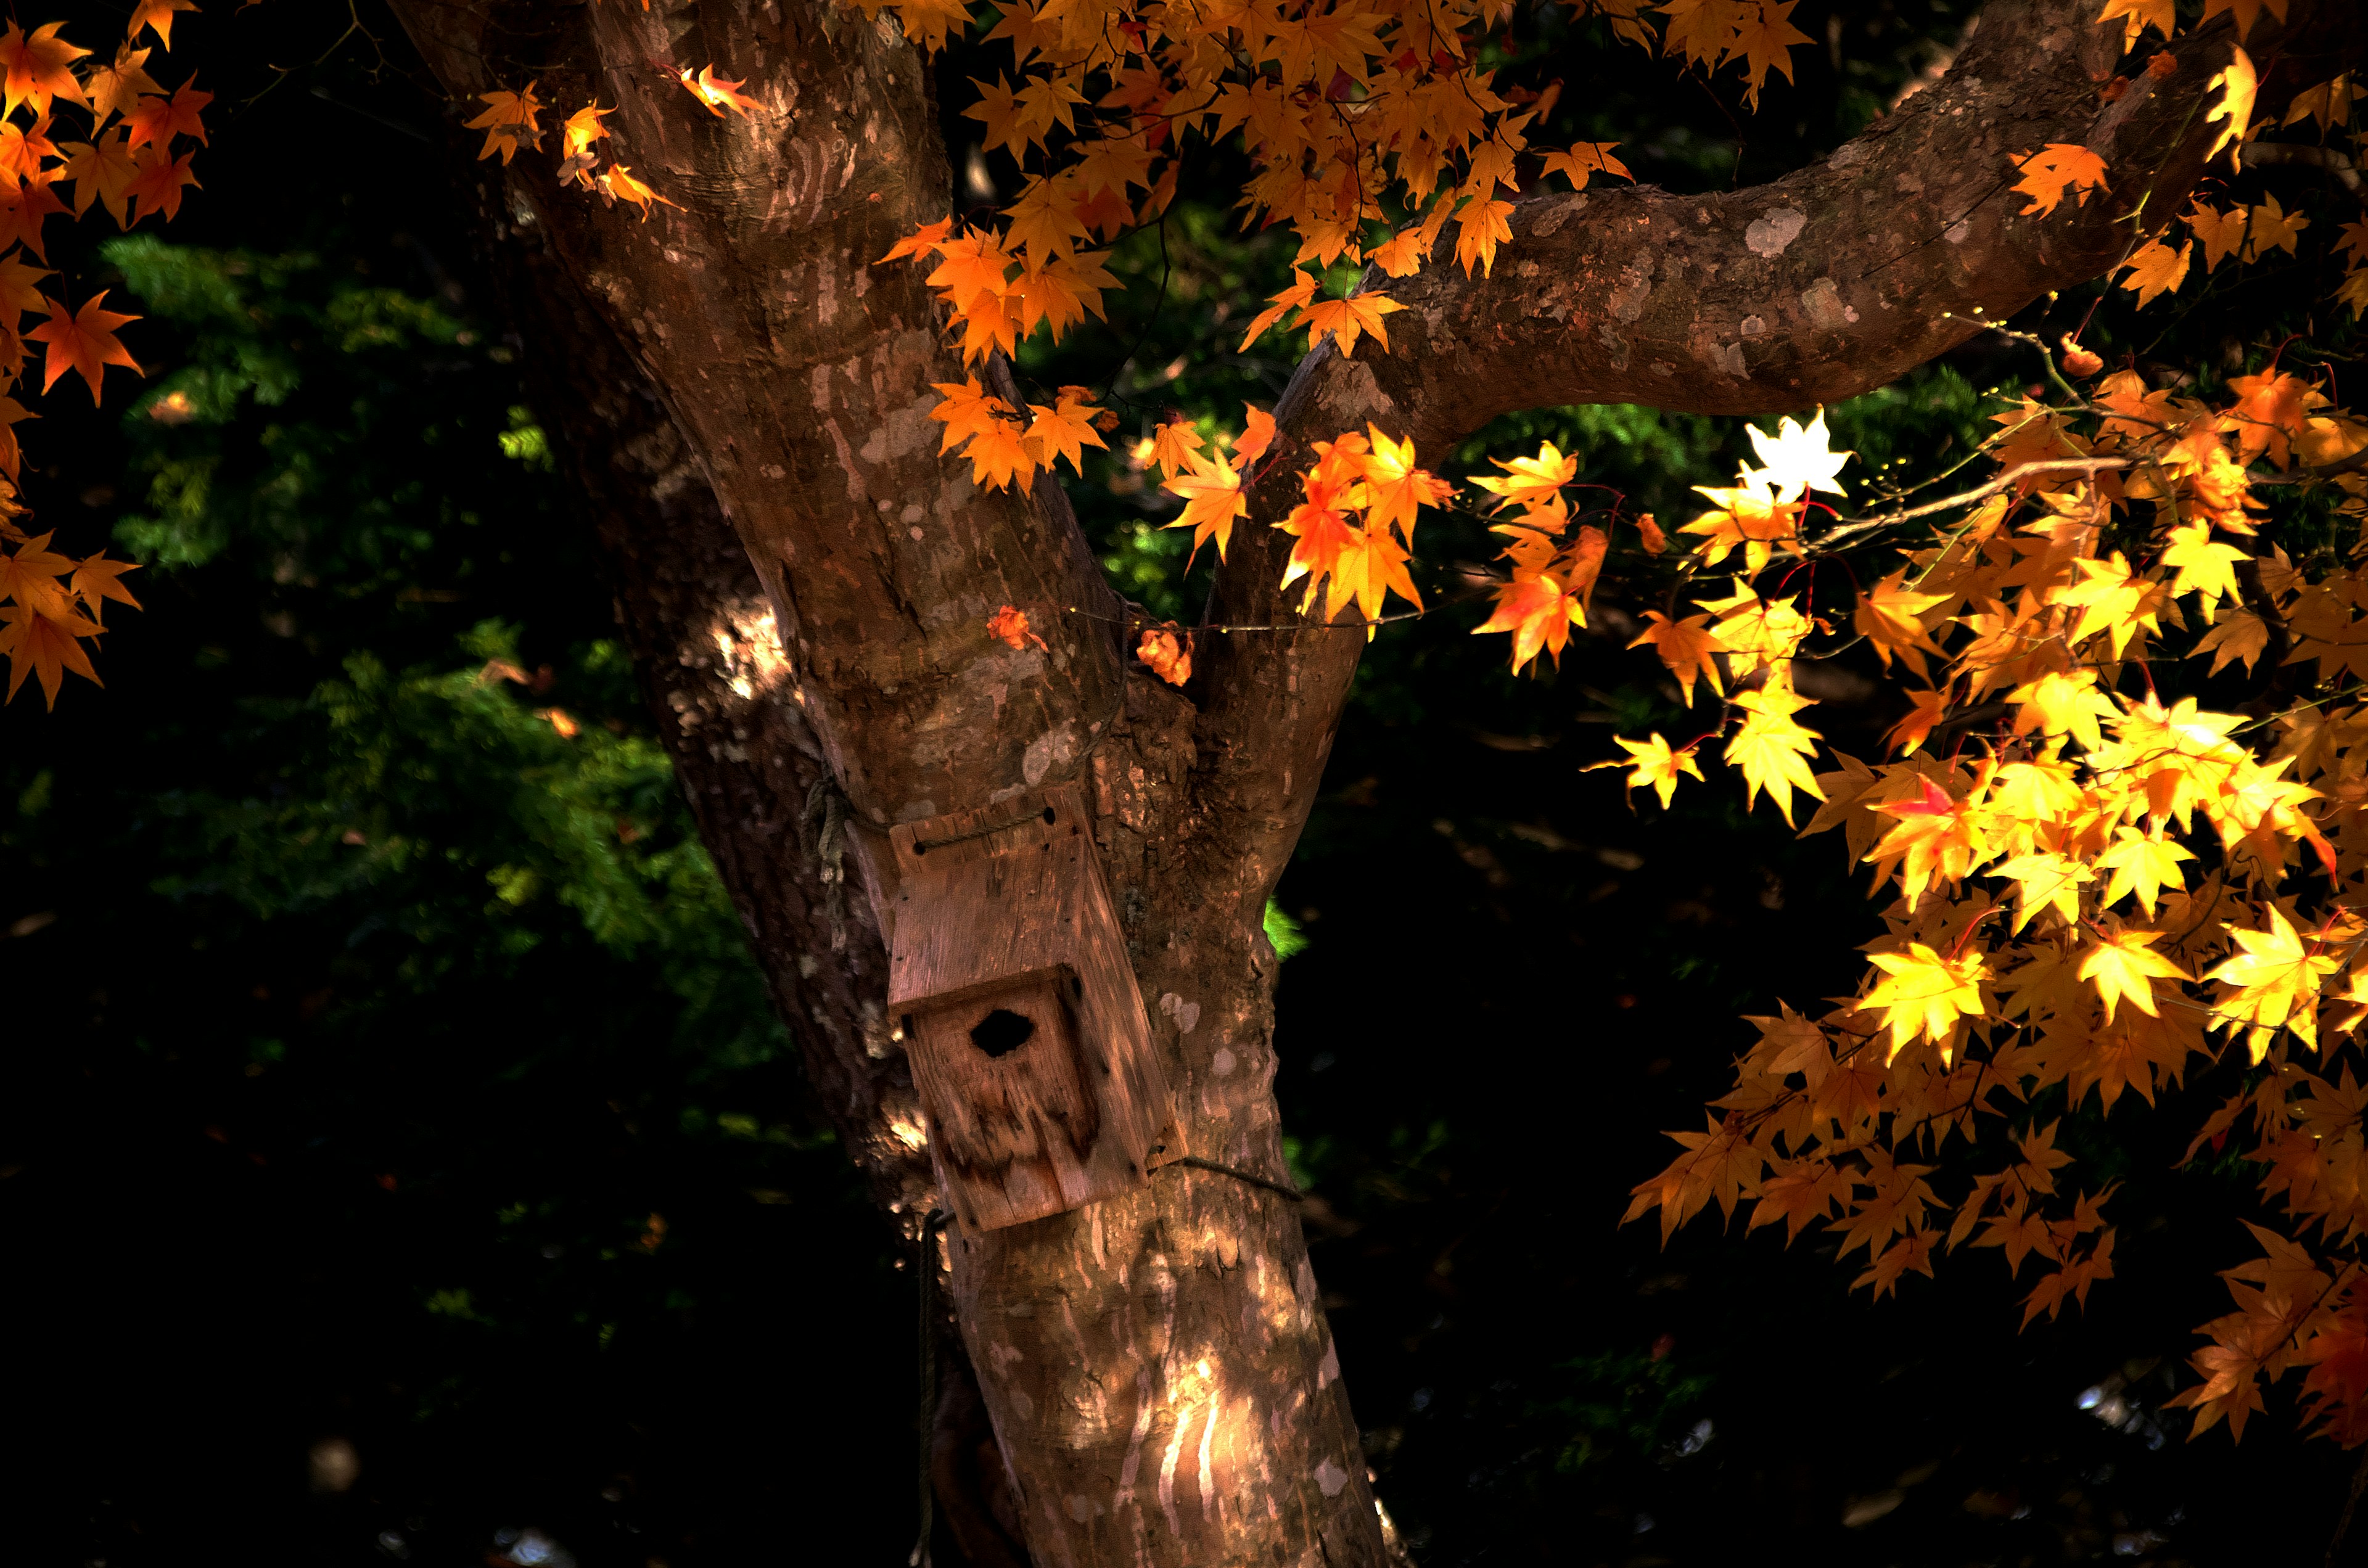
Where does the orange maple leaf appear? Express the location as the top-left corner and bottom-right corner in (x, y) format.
(464, 82), (545, 164)
(86, 44), (163, 126)
(594, 163), (681, 219)
(27, 292), (142, 404)
(2008, 143), (2109, 218)
(678, 64), (765, 117)
(1136, 625), (1191, 686)
(129, 0), (201, 49)
(124, 146), (200, 224)
(0, 599), (101, 707)
(985, 604), (1046, 652)
(0, 22), (89, 118)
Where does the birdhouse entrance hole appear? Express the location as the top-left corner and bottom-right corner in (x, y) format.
(971, 1008), (1035, 1059)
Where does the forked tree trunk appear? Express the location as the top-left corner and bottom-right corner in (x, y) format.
(386, 2), (2355, 1562)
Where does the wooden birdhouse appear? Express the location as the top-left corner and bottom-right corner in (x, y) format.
(887, 782), (1177, 1231)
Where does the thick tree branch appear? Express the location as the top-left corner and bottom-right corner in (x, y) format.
(1193, 0), (2365, 893)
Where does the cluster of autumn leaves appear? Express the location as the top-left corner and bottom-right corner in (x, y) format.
(0, 2), (214, 705)
(852, 0), (2368, 1446)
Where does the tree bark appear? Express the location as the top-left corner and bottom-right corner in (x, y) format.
(380, 1), (2361, 1564)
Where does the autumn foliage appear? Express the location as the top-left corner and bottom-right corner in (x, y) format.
(0, 9), (210, 703)
(36, 0), (2368, 1461)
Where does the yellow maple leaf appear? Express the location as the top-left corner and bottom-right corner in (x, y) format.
(1473, 441), (1576, 512)
(1589, 733), (1704, 808)
(2117, 239), (2190, 308)
(1161, 448), (1248, 565)
(1725, 665), (1825, 826)
(2206, 46), (2258, 168)
(2204, 905), (2341, 1061)
(1859, 942), (1986, 1062)
(1296, 292), (1405, 358)
(2079, 928), (2190, 1024)
(1627, 611), (1727, 705)
(2009, 143), (2110, 218)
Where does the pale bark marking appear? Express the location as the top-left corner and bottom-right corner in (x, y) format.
(1157, 1402), (1193, 1537)
(1196, 1395), (1222, 1521)
(1743, 205), (1807, 257)
(1314, 1457), (1350, 1498)
(1114, 1365), (1156, 1511)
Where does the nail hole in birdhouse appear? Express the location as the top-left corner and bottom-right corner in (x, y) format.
(970, 1008), (1036, 1059)
(1042, 805), (1056, 824)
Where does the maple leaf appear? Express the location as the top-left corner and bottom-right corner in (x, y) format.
(2160, 521), (2247, 610)
(60, 134), (138, 226)
(594, 164), (681, 220)
(2193, 607), (2270, 676)
(464, 82), (545, 164)
(0, 112), (57, 184)
(1864, 775), (1981, 910)
(1859, 942), (1986, 1061)
(1680, 472), (1801, 573)
(2116, 239), (2190, 308)
(0, 166), (67, 262)
(1731, 0), (1811, 110)
(28, 293), (141, 405)
(126, 76), (212, 149)
(2205, 905), (2341, 1061)
(124, 146), (200, 225)
(1136, 625), (1191, 686)
(1744, 408), (1851, 500)
(1452, 195), (1514, 277)
(1591, 732), (1704, 808)
(1237, 271), (1318, 352)
(2098, 0), (2174, 49)
(1233, 404), (1277, 466)
(678, 64), (765, 118)
(0, 22), (88, 118)
(1725, 665), (1825, 827)
(1149, 418), (1205, 480)
(2092, 828), (2195, 920)
(2283, 72), (2359, 135)
(1357, 426), (1451, 544)
(559, 102), (614, 162)
(1024, 395), (1108, 475)
(878, 216), (954, 266)
(2079, 928), (2189, 1024)
(1853, 570), (1946, 676)
(70, 552), (141, 625)
(1163, 448), (1248, 565)
(2187, 202), (2250, 271)
(129, 0), (200, 50)
(924, 228), (1015, 315)
(1627, 611), (1727, 705)
(986, 604), (1047, 652)
(1472, 441), (1576, 512)
(1003, 172), (1090, 263)
(84, 44), (163, 126)
(1473, 572), (1585, 670)
(927, 377), (1012, 453)
(1988, 850), (2095, 935)
(0, 395), (35, 480)
(960, 419), (1038, 493)
(1296, 292), (1405, 358)
(2008, 144), (2109, 218)
(1885, 688), (1949, 757)
(1539, 141), (1631, 191)
(0, 599), (101, 708)
(2206, 47), (2258, 168)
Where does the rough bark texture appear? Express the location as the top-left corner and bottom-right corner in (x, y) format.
(379, 1), (2359, 1564)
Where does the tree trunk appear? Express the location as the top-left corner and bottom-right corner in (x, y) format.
(382, 1), (2359, 1563)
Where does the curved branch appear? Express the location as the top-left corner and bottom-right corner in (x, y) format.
(1190, 0), (2364, 884)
